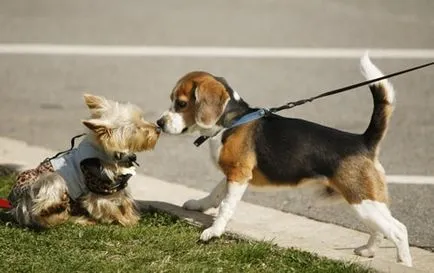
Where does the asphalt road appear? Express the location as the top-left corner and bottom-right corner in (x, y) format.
(0, 0), (433, 250)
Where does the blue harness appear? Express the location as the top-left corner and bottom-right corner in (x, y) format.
(194, 108), (269, 147)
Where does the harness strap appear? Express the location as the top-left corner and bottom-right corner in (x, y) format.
(194, 109), (268, 147)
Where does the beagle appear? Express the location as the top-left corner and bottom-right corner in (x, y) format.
(157, 54), (412, 267)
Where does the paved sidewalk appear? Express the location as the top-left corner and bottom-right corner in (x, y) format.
(0, 136), (433, 273)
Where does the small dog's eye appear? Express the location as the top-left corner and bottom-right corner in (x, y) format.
(176, 100), (187, 109)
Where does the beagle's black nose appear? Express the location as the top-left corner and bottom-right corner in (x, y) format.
(156, 118), (165, 128)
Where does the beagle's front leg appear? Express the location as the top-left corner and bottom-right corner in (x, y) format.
(199, 180), (248, 241)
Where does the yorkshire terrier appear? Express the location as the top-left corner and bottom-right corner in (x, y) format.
(7, 94), (161, 228)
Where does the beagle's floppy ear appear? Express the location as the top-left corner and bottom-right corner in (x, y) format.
(83, 94), (111, 118)
(194, 79), (230, 129)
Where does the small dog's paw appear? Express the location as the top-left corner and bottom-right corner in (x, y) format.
(200, 226), (224, 242)
(354, 245), (375, 258)
(73, 216), (97, 226)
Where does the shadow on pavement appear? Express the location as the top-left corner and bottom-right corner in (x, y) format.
(136, 200), (214, 229)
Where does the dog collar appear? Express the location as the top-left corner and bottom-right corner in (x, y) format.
(80, 157), (133, 195)
(194, 108), (269, 147)
(86, 153), (139, 195)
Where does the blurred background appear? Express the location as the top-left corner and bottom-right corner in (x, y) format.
(0, 0), (433, 250)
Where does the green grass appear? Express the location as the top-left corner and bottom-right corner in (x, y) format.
(0, 174), (15, 197)
(0, 174), (376, 273)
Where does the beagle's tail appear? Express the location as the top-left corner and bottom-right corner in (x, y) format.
(360, 52), (395, 153)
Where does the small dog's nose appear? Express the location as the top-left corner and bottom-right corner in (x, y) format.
(156, 118), (165, 128)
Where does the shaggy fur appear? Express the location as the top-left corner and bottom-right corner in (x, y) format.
(9, 94), (160, 228)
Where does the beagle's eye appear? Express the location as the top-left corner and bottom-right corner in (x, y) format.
(175, 100), (187, 109)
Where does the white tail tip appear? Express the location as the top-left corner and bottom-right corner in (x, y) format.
(360, 51), (395, 103)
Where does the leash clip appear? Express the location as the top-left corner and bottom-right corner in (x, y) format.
(194, 136), (210, 147)
(262, 108), (273, 116)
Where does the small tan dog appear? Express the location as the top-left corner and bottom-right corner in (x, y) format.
(8, 94), (160, 228)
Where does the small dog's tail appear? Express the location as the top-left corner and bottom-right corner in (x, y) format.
(360, 52), (395, 153)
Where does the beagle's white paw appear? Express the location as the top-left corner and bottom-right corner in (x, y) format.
(200, 226), (224, 241)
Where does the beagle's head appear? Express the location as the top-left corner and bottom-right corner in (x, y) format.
(157, 71), (245, 135)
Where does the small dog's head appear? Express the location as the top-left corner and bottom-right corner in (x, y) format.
(82, 94), (161, 155)
(157, 71), (244, 135)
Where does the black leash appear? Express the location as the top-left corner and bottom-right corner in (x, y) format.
(44, 133), (86, 161)
(194, 60), (434, 147)
(268, 60), (434, 113)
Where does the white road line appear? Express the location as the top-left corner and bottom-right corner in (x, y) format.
(0, 44), (433, 59)
(387, 175), (434, 185)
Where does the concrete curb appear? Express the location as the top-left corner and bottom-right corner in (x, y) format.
(0, 136), (432, 273)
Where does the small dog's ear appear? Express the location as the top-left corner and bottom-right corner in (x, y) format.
(83, 94), (111, 118)
(194, 80), (230, 128)
(82, 119), (112, 136)
(83, 94), (106, 109)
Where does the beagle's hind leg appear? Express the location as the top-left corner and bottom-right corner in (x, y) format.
(352, 199), (412, 266)
(334, 157), (411, 266)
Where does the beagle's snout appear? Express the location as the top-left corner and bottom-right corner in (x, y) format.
(156, 111), (187, 134)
